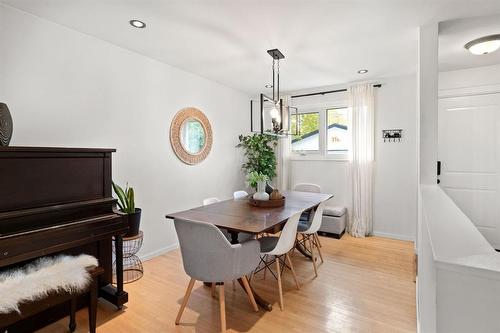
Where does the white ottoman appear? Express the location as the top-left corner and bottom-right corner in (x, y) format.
(318, 206), (347, 239)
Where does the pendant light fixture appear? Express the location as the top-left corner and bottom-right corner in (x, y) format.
(249, 49), (298, 136)
(268, 49), (284, 132)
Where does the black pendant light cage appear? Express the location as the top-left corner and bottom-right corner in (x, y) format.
(250, 49), (298, 136)
(250, 96), (298, 136)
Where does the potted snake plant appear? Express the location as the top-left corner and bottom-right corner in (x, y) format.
(112, 182), (141, 237)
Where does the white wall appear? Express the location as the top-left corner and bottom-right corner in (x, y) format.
(373, 74), (418, 240)
(0, 5), (250, 259)
(289, 74), (418, 241)
(417, 22), (439, 333)
(439, 63), (500, 95)
(418, 24), (439, 187)
(289, 160), (351, 206)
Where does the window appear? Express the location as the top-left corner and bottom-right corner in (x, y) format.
(327, 107), (349, 152)
(289, 105), (350, 158)
(291, 112), (320, 151)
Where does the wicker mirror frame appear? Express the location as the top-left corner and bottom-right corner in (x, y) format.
(170, 107), (213, 165)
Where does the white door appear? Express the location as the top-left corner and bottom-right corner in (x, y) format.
(438, 93), (500, 249)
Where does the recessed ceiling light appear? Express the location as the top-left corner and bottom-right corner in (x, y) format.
(129, 19), (146, 29)
(265, 84), (273, 88)
(465, 34), (500, 55)
(357, 69), (368, 74)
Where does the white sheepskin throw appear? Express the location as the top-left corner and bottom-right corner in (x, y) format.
(0, 254), (98, 314)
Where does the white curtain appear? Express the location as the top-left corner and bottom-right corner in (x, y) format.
(276, 95), (292, 190)
(348, 83), (374, 238)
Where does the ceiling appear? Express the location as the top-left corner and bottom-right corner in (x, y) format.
(2, 0), (500, 94)
(439, 15), (500, 72)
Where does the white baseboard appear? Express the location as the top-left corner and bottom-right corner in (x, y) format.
(139, 243), (179, 262)
(372, 231), (414, 242)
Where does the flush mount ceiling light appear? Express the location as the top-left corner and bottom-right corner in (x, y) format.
(129, 19), (146, 29)
(464, 34), (500, 55)
(265, 84), (273, 88)
(357, 69), (368, 74)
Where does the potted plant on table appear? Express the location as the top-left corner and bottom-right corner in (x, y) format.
(247, 171), (269, 201)
(236, 133), (278, 193)
(112, 182), (141, 237)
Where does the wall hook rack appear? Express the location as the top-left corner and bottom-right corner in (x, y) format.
(382, 129), (403, 142)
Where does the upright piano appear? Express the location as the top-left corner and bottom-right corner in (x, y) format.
(0, 147), (128, 332)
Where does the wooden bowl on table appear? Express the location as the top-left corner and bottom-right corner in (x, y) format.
(248, 196), (285, 208)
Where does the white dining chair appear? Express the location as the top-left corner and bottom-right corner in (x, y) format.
(203, 197), (220, 206)
(293, 183), (321, 193)
(253, 210), (303, 311)
(293, 183), (323, 247)
(296, 201), (327, 277)
(233, 190), (249, 200)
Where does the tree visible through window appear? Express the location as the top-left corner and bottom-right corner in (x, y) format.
(290, 107), (350, 155)
(291, 112), (319, 151)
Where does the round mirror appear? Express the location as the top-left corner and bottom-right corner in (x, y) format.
(170, 107), (213, 165)
(180, 117), (206, 154)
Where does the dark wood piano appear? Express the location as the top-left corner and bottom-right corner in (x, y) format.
(0, 147), (128, 332)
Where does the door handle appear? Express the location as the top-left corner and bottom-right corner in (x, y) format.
(437, 161), (441, 184)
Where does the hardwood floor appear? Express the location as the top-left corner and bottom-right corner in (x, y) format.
(36, 235), (416, 333)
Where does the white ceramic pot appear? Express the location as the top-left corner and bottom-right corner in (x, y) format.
(253, 180), (270, 201)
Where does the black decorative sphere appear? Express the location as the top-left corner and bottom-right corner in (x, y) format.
(0, 103), (13, 146)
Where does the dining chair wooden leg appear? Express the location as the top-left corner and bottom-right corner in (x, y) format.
(303, 234), (309, 254)
(275, 257), (284, 311)
(175, 278), (196, 325)
(211, 283), (216, 298)
(292, 237), (298, 257)
(263, 255), (268, 280)
(309, 236), (318, 278)
(314, 233), (324, 263)
(316, 232), (323, 247)
(241, 276), (259, 312)
(250, 267), (256, 282)
(219, 283), (226, 333)
(285, 253), (300, 290)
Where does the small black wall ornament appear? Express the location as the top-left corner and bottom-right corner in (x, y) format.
(0, 102), (13, 146)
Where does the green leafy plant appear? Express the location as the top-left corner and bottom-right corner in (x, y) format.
(236, 133), (278, 188)
(112, 182), (135, 214)
(247, 171), (268, 188)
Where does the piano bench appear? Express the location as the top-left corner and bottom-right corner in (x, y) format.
(0, 265), (104, 333)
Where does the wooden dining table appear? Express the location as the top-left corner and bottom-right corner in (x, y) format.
(165, 190), (333, 311)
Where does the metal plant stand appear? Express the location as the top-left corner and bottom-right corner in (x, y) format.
(113, 231), (144, 284)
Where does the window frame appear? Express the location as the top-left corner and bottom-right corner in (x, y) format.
(291, 110), (321, 153)
(290, 102), (350, 161)
(326, 106), (350, 154)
